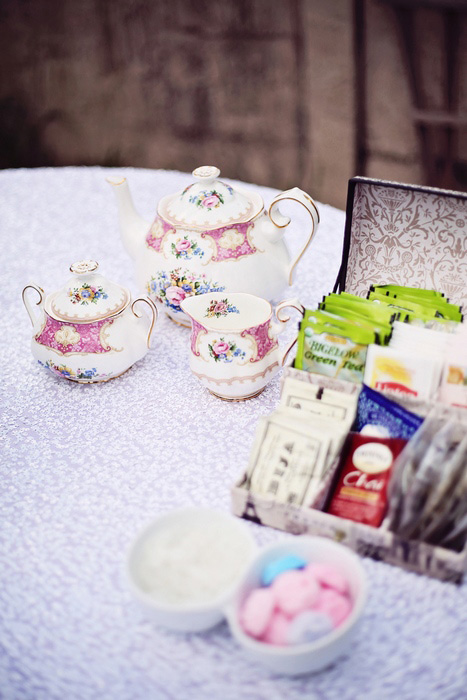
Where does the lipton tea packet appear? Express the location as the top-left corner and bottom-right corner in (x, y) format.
(363, 344), (442, 401)
(295, 320), (374, 383)
(325, 433), (407, 527)
(354, 384), (423, 439)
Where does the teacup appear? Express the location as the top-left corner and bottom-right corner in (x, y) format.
(180, 292), (303, 400)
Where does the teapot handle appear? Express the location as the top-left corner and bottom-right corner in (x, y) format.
(268, 187), (320, 285)
(131, 297), (158, 348)
(22, 284), (45, 334)
(273, 298), (305, 366)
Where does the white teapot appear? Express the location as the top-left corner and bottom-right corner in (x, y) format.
(107, 166), (319, 326)
(22, 260), (158, 383)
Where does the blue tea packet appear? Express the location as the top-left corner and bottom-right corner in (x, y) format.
(354, 384), (423, 439)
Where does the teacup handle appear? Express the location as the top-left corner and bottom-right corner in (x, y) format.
(268, 187), (320, 285)
(274, 298), (305, 366)
(132, 296), (158, 348)
(22, 284), (45, 334)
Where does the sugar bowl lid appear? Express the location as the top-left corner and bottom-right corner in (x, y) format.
(157, 166), (264, 229)
(44, 260), (130, 323)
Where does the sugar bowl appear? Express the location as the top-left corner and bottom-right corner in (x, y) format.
(22, 260), (158, 383)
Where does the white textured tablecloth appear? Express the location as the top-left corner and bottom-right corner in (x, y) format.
(1, 167), (466, 700)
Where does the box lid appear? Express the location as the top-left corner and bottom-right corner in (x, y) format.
(335, 177), (467, 308)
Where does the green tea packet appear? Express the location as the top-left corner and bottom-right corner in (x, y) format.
(320, 293), (398, 324)
(368, 291), (462, 322)
(317, 301), (392, 345)
(295, 317), (375, 383)
(367, 291), (440, 322)
(371, 284), (445, 299)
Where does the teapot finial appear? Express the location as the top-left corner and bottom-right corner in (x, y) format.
(70, 260), (99, 274)
(192, 166), (220, 184)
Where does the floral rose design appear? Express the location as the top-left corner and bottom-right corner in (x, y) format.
(208, 337), (246, 363)
(69, 283), (108, 305)
(189, 189), (225, 209)
(214, 301), (228, 314)
(212, 340), (230, 355)
(202, 195), (220, 208)
(171, 237), (204, 260)
(39, 360), (109, 381)
(165, 285), (186, 305)
(147, 269), (225, 312)
(205, 298), (240, 318)
(175, 239), (192, 252)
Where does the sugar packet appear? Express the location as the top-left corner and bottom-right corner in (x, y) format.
(354, 384), (423, 439)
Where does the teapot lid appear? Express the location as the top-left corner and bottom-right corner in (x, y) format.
(44, 260), (130, 323)
(157, 166), (264, 229)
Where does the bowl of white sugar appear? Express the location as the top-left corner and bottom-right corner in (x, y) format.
(127, 507), (257, 631)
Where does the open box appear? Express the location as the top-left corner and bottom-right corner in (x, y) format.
(231, 177), (467, 585)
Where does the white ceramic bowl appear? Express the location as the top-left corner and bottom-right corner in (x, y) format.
(225, 536), (368, 676)
(126, 507), (257, 632)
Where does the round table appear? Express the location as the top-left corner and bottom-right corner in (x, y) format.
(1, 167), (466, 700)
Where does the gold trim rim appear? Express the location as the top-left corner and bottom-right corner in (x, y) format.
(208, 387), (265, 401)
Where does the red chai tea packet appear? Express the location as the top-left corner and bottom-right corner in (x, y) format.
(326, 434), (407, 527)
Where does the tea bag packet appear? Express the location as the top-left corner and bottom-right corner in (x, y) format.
(370, 284), (463, 322)
(320, 293), (397, 325)
(316, 302), (393, 345)
(416, 433), (467, 542)
(397, 420), (457, 538)
(246, 412), (331, 508)
(363, 344), (442, 401)
(371, 284), (445, 299)
(367, 292), (440, 323)
(325, 434), (407, 527)
(439, 323), (467, 408)
(385, 420), (432, 532)
(280, 377), (358, 431)
(273, 406), (349, 478)
(368, 291), (463, 323)
(295, 316), (375, 384)
(354, 384), (423, 439)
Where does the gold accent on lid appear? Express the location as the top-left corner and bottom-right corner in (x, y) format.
(70, 260), (99, 274)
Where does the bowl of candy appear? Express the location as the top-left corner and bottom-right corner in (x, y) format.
(126, 507), (257, 632)
(225, 536), (368, 675)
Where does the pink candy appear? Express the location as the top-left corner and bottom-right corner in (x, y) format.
(240, 587), (276, 638)
(239, 555), (353, 647)
(273, 569), (320, 616)
(305, 562), (349, 595)
(314, 588), (352, 627)
(262, 611), (290, 645)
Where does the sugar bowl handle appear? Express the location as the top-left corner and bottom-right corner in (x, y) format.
(131, 296), (158, 348)
(22, 284), (45, 334)
(268, 188), (320, 285)
(273, 298), (305, 367)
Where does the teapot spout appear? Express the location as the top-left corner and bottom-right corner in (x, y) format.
(106, 176), (150, 260)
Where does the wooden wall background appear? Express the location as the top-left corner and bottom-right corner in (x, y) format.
(0, 0), (466, 209)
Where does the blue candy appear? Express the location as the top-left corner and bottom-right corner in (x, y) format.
(261, 555), (307, 586)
